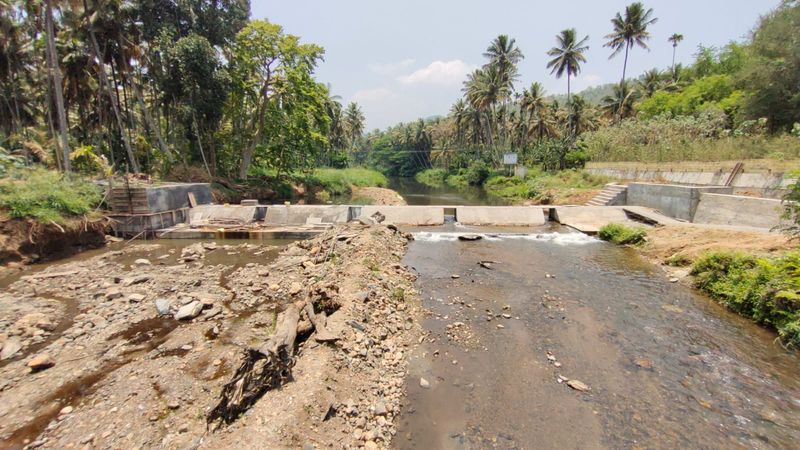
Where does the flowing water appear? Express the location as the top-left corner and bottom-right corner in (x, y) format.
(398, 225), (800, 449)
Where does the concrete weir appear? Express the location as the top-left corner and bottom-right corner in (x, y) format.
(110, 181), (785, 239)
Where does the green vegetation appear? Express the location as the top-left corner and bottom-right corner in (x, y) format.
(357, 1), (800, 192)
(485, 169), (609, 202)
(581, 113), (800, 162)
(692, 251), (800, 346)
(781, 171), (800, 236)
(415, 165), (608, 204)
(303, 168), (388, 196)
(598, 223), (648, 245)
(0, 1), (365, 183)
(0, 169), (101, 223)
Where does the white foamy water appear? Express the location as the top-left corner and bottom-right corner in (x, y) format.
(412, 231), (598, 245)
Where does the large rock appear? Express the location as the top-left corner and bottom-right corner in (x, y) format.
(174, 301), (203, 320)
(27, 353), (55, 371)
(155, 298), (172, 316)
(0, 338), (22, 360)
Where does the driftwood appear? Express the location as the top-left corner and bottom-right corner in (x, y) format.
(207, 297), (340, 426)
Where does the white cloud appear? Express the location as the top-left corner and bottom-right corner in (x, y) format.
(368, 59), (415, 75)
(397, 60), (473, 86)
(572, 73), (602, 91)
(351, 87), (396, 103)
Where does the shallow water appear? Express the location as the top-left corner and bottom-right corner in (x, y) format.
(399, 225), (800, 449)
(389, 177), (507, 206)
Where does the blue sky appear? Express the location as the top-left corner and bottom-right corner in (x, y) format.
(252, 0), (780, 130)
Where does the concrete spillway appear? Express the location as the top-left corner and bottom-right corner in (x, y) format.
(155, 203), (690, 239)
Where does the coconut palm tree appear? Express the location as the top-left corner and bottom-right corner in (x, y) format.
(668, 33), (684, 79)
(483, 34), (523, 95)
(604, 2), (658, 90)
(520, 82), (547, 144)
(450, 98), (469, 146)
(44, 0), (71, 172)
(344, 101), (365, 152)
(546, 29), (589, 104)
(601, 81), (639, 120)
(638, 68), (663, 97)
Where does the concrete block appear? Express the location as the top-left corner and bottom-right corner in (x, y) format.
(265, 205), (349, 226)
(551, 206), (631, 233)
(357, 206), (444, 226)
(693, 193), (789, 229)
(456, 206), (545, 226)
(189, 204), (264, 223)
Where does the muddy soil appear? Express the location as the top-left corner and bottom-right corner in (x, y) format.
(0, 217), (108, 266)
(0, 223), (422, 450)
(398, 226), (800, 449)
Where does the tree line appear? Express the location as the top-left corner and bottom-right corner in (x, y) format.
(362, 1), (800, 176)
(0, 0), (367, 179)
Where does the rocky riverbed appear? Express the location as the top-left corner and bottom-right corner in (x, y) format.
(0, 223), (421, 449)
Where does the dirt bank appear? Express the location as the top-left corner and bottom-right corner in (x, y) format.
(639, 224), (794, 264)
(0, 223), (421, 449)
(351, 187), (407, 206)
(0, 217), (108, 267)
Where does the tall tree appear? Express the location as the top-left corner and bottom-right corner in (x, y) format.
(483, 34), (523, 96)
(44, 0), (71, 172)
(604, 2), (658, 91)
(668, 33), (684, 79)
(344, 102), (365, 152)
(546, 28), (589, 103)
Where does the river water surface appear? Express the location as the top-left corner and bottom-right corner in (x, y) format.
(398, 225), (800, 449)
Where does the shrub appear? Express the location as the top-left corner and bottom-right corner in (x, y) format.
(598, 223), (647, 245)
(691, 251), (800, 346)
(0, 168), (102, 223)
(581, 114), (800, 162)
(484, 175), (541, 200)
(415, 168), (448, 187)
(781, 170), (800, 237)
(464, 161), (490, 186)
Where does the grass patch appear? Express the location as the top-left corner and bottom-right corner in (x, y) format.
(484, 169), (610, 203)
(598, 223), (648, 245)
(0, 168), (102, 223)
(304, 168), (387, 196)
(691, 251), (800, 346)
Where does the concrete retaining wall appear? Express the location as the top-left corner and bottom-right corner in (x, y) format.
(456, 206), (546, 226)
(626, 183), (732, 221)
(587, 168), (792, 189)
(588, 168), (792, 198)
(693, 193), (788, 229)
(146, 183), (213, 212)
(264, 205), (350, 225)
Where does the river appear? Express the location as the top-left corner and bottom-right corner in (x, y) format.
(397, 225), (800, 449)
(2, 192), (798, 449)
(388, 178), (506, 206)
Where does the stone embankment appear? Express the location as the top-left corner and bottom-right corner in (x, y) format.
(0, 223), (421, 449)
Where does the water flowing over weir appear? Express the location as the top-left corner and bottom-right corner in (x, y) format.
(398, 224), (800, 449)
